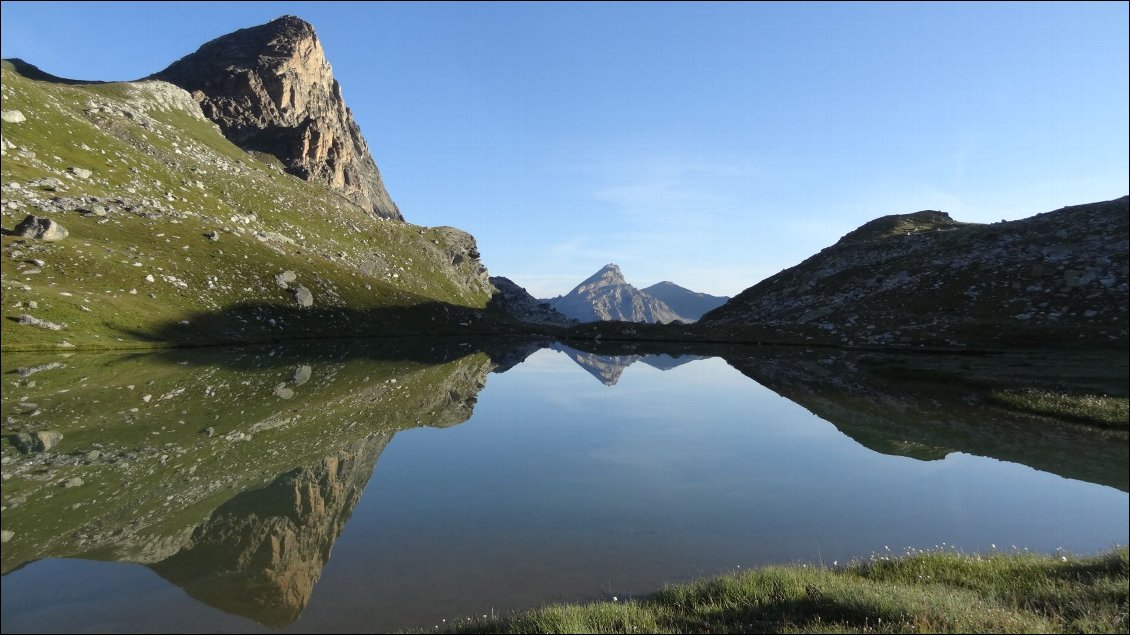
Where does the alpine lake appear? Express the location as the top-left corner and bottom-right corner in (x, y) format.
(1, 338), (1126, 633)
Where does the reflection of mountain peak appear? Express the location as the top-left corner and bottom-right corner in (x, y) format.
(638, 354), (707, 371)
(550, 343), (638, 386)
(148, 434), (391, 627)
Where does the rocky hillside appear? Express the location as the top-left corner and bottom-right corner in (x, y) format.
(701, 198), (1129, 348)
(546, 264), (683, 324)
(488, 276), (574, 326)
(641, 281), (728, 322)
(0, 52), (498, 351)
(153, 16), (400, 220)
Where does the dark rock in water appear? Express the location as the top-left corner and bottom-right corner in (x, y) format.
(13, 214), (68, 241)
(547, 264), (683, 324)
(489, 276), (574, 326)
(641, 281), (729, 322)
(701, 196), (1130, 348)
(152, 15), (402, 220)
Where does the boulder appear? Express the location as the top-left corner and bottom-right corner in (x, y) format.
(13, 215), (68, 242)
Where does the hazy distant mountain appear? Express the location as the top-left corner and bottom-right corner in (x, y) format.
(641, 282), (729, 322)
(637, 354), (708, 371)
(546, 264), (683, 324)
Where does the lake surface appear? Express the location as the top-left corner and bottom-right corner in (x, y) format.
(1, 341), (1127, 633)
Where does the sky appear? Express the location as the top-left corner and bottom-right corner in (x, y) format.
(2, 2), (1127, 297)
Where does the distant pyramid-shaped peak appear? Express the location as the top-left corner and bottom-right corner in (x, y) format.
(576, 264), (626, 290)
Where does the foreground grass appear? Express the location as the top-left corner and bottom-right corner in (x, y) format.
(445, 548), (1128, 634)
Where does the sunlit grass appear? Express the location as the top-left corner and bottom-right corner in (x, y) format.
(439, 547), (1129, 634)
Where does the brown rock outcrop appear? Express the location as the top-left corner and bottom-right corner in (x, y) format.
(153, 15), (402, 220)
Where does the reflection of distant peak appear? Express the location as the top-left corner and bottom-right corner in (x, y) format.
(550, 343), (639, 386)
(148, 434), (391, 627)
(638, 354), (707, 371)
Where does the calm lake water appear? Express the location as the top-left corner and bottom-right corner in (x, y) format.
(1, 341), (1127, 633)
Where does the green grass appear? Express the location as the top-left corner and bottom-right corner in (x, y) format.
(989, 388), (1129, 430)
(443, 548), (1129, 634)
(1, 62), (497, 352)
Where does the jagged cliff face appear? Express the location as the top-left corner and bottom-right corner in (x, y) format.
(702, 197), (1130, 348)
(547, 264), (683, 324)
(153, 15), (402, 220)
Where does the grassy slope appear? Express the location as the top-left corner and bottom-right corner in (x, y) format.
(1, 62), (495, 351)
(446, 548), (1129, 634)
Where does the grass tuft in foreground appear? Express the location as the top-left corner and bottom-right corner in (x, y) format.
(442, 547), (1128, 634)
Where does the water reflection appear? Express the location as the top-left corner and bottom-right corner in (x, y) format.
(150, 435), (390, 627)
(1, 338), (1126, 630)
(549, 343), (706, 385)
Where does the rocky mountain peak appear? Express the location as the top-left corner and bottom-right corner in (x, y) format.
(577, 263), (627, 290)
(153, 15), (402, 220)
(547, 264), (684, 324)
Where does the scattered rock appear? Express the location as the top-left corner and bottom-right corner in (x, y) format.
(12, 430), (63, 453)
(202, 426), (215, 437)
(1, 110), (26, 123)
(292, 284), (314, 307)
(796, 307), (834, 324)
(273, 383), (294, 399)
(13, 214), (68, 242)
(17, 314), (66, 330)
(62, 477), (84, 488)
(204, 230), (220, 241)
(68, 167), (93, 179)
(0, 530), (13, 543)
(274, 270), (297, 288)
(293, 364), (312, 386)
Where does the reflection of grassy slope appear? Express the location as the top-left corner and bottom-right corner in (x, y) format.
(0, 345), (492, 573)
(0, 62), (493, 351)
(724, 348), (1129, 491)
(450, 548), (1128, 634)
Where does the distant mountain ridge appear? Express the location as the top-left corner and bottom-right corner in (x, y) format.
(545, 264), (683, 324)
(641, 281), (728, 321)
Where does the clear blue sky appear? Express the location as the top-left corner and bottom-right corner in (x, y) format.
(3, 2), (1127, 297)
